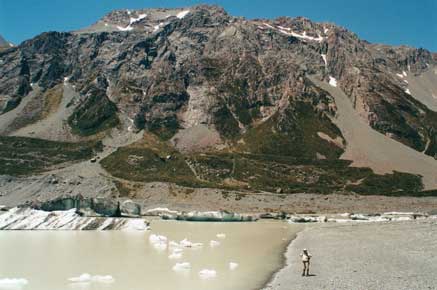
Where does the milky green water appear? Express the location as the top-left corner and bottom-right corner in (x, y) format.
(0, 220), (301, 290)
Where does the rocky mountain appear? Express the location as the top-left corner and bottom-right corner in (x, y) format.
(0, 5), (437, 209)
(0, 35), (13, 49)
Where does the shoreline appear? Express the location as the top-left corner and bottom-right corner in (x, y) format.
(264, 219), (437, 290)
(260, 226), (307, 290)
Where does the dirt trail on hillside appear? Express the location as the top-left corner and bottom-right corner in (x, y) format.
(311, 77), (437, 190)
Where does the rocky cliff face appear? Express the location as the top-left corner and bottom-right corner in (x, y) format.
(0, 5), (437, 204)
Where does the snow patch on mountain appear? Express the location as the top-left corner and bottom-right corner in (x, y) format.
(117, 13), (147, 31)
(176, 10), (190, 19)
(329, 76), (338, 87)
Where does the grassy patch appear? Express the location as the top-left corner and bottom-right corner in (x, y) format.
(239, 101), (344, 160)
(0, 136), (102, 176)
(345, 171), (424, 195)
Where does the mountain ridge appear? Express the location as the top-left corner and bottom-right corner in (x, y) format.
(0, 5), (436, 209)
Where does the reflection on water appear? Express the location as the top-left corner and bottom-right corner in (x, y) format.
(0, 220), (301, 290)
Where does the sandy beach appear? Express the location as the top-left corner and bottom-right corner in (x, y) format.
(265, 219), (437, 290)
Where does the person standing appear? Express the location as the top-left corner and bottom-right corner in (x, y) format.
(300, 249), (312, 276)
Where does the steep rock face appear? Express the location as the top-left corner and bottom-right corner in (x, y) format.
(0, 5), (436, 195)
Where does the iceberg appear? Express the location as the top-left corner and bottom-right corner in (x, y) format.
(229, 262), (239, 270)
(172, 262), (191, 272)
(149, 234), (168, 251)
(209, 240), (220, 247)
(199, 269), (217, 279)
(0, 278), (29, 288)
(216, 233), (226, 239)
(68, 274), (114, 283)
(168, 251), (182, 259)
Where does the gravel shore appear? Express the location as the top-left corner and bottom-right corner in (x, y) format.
(265, 220), (437, 290)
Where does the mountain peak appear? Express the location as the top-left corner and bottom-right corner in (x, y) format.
(78, 4), (231, 34)
(0, 35), (13, 48)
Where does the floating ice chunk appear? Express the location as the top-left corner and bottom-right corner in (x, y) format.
(149, 234), (167, 243)
(168, 240), (183, 250)
(176, 10), (190, 19)
(229, 262), (239, 270)
(92, 275), (114, 283)
(172, 262), (191, 272)
(179, 238), (203, 248)
(209, 240), (220, 247)
(68, 274), (114, 283)
(69, 273), (92, 283)
(0, 278), (29, 288)
(149, 234), (168, 250)
(216, 233), (226, 239)
(121, 218), (148, 231)
(168, 251), (182, 259)
(405, 88), (411, 95)
(199, 269), (217, 279)
(328, 76), (337, 87)
(169, 240), (180, 248)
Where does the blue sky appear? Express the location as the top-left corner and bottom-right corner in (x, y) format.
(0, 0), (436, 51)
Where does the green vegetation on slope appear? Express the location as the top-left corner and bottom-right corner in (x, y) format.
(0, 136), (102, 176)
(239, 101), (344, 160)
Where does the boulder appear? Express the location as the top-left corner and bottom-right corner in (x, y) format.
(120, 200), (141, 217)
(91, 197), (120, 217)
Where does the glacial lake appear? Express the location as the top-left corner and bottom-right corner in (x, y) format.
(0, 220), (301, 290)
